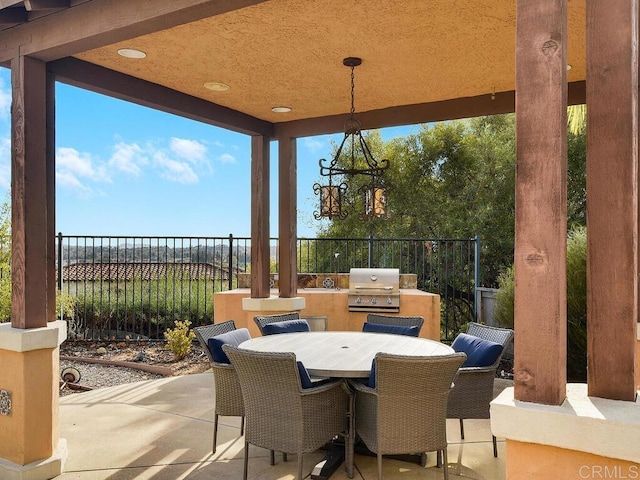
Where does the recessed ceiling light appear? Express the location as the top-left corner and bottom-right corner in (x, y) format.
(117, 48), (146, 59)
(272, 106), (292, 113)
(204, 82), (231, 92)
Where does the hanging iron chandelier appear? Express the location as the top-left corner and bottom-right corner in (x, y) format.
(313, 57), (389, 219)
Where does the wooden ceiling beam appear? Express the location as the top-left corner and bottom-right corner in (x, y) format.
(24, 0), (70, 11)
(0, 6), (26, 25)
(274, 81), (586, 139)
(0, 0), (268, 63)
(49, 56), (273, 137)
(0, 1), (22, 8)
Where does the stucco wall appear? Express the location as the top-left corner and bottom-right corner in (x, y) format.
(214, 288), (440, 340)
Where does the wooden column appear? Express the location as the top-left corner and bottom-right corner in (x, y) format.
(11, 54), (49, 329)
(46, 68), (56, 322)
(278, 136), (297, 298)
(514, 0), (567, 404)
(250, 135), (270, 298)
(586, 0), (638, 401)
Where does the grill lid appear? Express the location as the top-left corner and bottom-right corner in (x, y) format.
(349, 268), (400, 292)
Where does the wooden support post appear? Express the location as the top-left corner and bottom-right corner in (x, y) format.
(514, 0), (567, 404)
(250, 135), (270, 298)
(11, 53), (49, 329)
(586, 0), (638, 401)
(278, 136), (297, 298)
(46, 68), (56, 322)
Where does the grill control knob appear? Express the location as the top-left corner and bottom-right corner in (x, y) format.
(356, 297), (361, 304)
(371, 297), (377, 304)
(387, 297), (393, 304)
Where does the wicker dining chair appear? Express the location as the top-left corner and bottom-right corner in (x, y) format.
(223, 346), (351, 480)
(446, 322), (514, 457)
(253, 312), (300, 335)
(350, 352), (466, 480)
(366, 313), (425, 332)
(193, 320), (245, 454)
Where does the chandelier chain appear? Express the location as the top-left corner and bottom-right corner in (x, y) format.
(314, 56), (389, 219)
(350, 65), (356, 117)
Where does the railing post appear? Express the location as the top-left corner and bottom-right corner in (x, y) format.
(474, 235), (481, 321)
(228, 233), (234, 291)
(57, 231), (63, 291)
(368, 234), (374, 268)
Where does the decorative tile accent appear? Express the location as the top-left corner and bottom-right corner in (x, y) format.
(322, 277), (335, 289)
(0, 389), (11, 416)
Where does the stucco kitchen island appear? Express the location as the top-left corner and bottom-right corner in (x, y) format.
(213, 287), (441, 340)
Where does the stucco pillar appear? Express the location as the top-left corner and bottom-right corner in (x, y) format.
(0, 320), (67, 480)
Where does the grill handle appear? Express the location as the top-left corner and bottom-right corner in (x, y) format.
(353, 285), (394, 290)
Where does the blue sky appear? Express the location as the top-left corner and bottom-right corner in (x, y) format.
(0, 67), (418, 238)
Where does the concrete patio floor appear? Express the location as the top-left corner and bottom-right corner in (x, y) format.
(58, 372), (510, 480)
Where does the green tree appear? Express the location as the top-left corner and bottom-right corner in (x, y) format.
(318, 114), (586, 287)
(494, 226), (587, 381)
(0, 199), (11, 320)
(319, 115), (517, 286)
(0, 198), (76, 322)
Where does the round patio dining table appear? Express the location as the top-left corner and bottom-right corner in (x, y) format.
(239, 330), (454, 378)
(238, 331), (455, 479)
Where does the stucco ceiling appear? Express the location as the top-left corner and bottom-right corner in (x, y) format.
(71, 0), (586, 125)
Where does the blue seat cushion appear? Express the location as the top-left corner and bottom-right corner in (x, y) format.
(451, 332), (503, 367)
(297, 361), (314, 389)
(207, 328), (251, 364)
(262, 319), (310, 335)
(367, 359), (377, 388)
(362, 321), (420, 337)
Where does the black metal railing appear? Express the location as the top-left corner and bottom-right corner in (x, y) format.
(57, 233), (479, 342)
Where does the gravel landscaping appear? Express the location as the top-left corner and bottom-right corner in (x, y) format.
(58, 340), (211, 396)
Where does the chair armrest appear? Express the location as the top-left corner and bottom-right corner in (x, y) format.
(447, 365), (497, 420)
(348, 378), (377, 395)
(300, 377), (352, 397)
(457, 365), (498, 375)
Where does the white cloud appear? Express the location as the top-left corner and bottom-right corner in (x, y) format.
(218, 153), (236, 164)
(55, 147), (111, 195)
(153, 151), (198, 184)
(170, 137), (207, 163)
(56, 170), (86, 190)
(303, 137), (326, 152)
(0, 77), (10, 123)
(108, 142), (147, 176)
(56, 137), (212, 194)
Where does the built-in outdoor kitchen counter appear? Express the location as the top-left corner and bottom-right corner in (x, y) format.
(213, 271), (440, 341)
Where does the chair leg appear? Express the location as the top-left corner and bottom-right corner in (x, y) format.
(436, 450), (442, 468)
(283, 452), (288, 462)
(270, 450), (275, 465)
(243, 441), (249, 480)
(420, 452), (427, 467)
(459, 418), (465, 440)
(213, 413), (218, 453)
(240, 416), (245, 436)
(493, 435), (498, 457)
(442, 449), (449, 480)
(377, 453), (383, 480)
(297, 453), (304, 480)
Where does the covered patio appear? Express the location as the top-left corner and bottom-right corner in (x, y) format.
(0, 1), (638, 479)
(55, 372), (510, 480)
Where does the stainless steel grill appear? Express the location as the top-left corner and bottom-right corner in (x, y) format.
(348, 268), (400, 312)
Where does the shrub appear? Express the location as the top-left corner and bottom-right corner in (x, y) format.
(494, 265), (514, 329)
(164, 319), (196, 361)
(494, 226), (587, 381)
